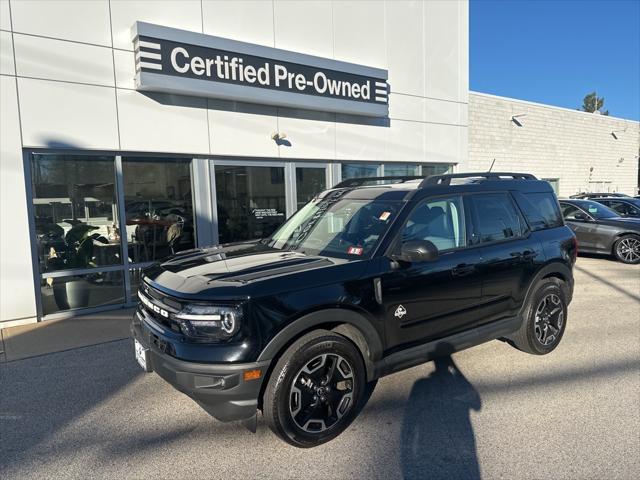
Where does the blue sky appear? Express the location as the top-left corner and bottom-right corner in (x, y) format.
(470, 0), (640, 120)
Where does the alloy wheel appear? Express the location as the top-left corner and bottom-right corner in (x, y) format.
(289, 353), (355, 433)
(534, 293), (564, 346)
(617, 237), (640, 263)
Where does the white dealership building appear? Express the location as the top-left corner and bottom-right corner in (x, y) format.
(0, 0), (638, 326)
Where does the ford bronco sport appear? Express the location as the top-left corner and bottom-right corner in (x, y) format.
(132, 172), (576, 447)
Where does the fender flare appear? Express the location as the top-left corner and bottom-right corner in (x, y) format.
(519, 261), (574, 318)
(257, 308), (383, 382)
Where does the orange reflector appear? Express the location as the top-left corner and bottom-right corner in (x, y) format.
(243, 369), (262, 381)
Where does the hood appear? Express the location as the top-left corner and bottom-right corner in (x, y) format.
(142, 241), (364, 300)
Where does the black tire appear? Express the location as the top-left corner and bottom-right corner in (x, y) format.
(263, 330), (368, 448)
(508, 278), (568, 355)
(613, 234), (640, 264)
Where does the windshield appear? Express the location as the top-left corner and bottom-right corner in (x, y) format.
(579, 200), (620, 219)
(268, 192), (401, 259)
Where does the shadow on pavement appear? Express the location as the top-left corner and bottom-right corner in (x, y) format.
(0, 339), (142, 474)
(574, 263), (640, 302)
(401, 345), (481, 480)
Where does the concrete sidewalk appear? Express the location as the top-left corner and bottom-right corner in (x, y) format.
(0, 309), (134, 362)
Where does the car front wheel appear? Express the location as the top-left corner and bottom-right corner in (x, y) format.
(263, 330), (367, 448)
(614, 234), (640, 264)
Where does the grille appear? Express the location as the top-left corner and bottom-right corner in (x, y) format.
(138, 283), (183, 333)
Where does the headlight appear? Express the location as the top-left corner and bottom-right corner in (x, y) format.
(174, 304), (241, 340)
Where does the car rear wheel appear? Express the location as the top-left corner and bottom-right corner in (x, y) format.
(509, 277), (567, 355)
(263, 330), (369, 448)
(614, 234), (640, 264)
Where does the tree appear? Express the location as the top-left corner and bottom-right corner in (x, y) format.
(580, 92), (609, 115)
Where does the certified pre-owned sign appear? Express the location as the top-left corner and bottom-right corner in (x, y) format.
(132, 22), (389, 117)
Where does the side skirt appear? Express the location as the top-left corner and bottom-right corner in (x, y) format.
(373, 316), (521, 378)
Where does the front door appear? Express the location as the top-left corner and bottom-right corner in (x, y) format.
(380, 195), (483, 351)
(561, 203), (598, 249)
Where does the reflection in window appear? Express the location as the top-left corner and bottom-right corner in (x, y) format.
(215, 165), (287, 244)
(342, 163), (381, 179)
(382, 163), (420, 176)
(342, 163), (452, 180)
(30, 154), (120, 273)
(471, 194), (523, 243)
(403, 196), (466, 251)
(122, 158), (195, 263)
(296, 167), (326, 210)
(40, 271), (125, 315)
(420, 164), (451, 177)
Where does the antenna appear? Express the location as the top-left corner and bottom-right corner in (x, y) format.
(488, 158), (496, 172)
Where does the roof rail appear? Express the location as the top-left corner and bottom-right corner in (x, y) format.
(420, 172), (537, 187)
(333, 175), (424, 189)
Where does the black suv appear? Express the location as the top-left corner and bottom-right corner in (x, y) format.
(132, 172), (576, 447)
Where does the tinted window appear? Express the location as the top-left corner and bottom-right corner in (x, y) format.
(575, 200), (619, 219)
(606, 200), (640, 216)
(513, 192), (563, 230)
(561, 203), (584, 220)
(402, 196), (466, 251)
(471, 194), (524, 243)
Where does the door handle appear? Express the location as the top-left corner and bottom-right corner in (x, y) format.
(512, 250), (537, 260)
(452, 264), (475, 277)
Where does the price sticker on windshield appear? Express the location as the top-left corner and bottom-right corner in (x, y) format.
(588, 207), (598, 213)
(379, 211), (391, 221)
(347, 246), (364, 256)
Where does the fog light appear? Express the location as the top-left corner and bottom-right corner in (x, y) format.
(194, 375), (226, 389)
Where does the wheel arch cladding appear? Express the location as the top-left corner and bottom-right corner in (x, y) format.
(257, 308), (383, 382)
(522, 262), (573, 314)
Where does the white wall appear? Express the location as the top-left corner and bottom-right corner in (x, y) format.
(469, 92), (640, 197)
(0, 0), (469, 322)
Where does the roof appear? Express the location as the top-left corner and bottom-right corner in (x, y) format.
(326, 173), (554, 202)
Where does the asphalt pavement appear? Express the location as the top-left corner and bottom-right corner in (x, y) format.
(1, 256), (639, 479)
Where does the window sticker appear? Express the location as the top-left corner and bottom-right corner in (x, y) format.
(588, 207), (598, 213)
(347, 246), (363, 256)
(379, 211), (391, 221)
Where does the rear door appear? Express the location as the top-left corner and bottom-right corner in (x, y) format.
(379, 195), (483, 350)
(468, 192), (543, 324)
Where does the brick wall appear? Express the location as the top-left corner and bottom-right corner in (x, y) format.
(469, 92), (640, 196)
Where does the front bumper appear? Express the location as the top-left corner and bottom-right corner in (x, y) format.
(132, 312), (270, 422)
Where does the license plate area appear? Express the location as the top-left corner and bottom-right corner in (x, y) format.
(134, 339), (152, 372)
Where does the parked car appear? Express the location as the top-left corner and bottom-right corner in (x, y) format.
(570, 192), (631, 199)
(132, 172), (577, 447)
(592, 197), (640, 218)
(559, 199), (640, 264)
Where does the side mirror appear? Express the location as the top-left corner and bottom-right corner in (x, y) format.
(396, 240), (439, 264)
(573, 212), (590, 221)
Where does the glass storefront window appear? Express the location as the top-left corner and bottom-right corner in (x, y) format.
(295, 167), (326, 210)
(383, 163), (421, 176)
(215, 165), (287, 244)
(30, 154), (120, 273)
(342, 163), (452, 181)
(342, 163), (381, 179)
(122, 158), (195, 263)
(40, 271), (125, 315)
(421, 164), (452, 177)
